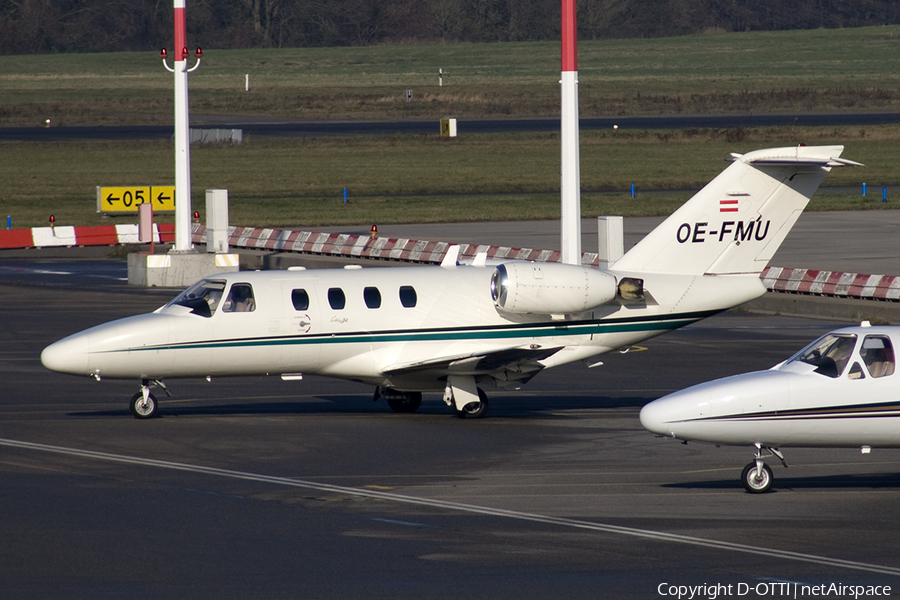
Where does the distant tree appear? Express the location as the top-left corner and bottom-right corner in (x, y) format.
(1, 0), (899, 54)
(427, 0), (467, 41)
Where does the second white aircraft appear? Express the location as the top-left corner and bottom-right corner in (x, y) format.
(42, 145), (858, 419)
(642, 322), (900, 493)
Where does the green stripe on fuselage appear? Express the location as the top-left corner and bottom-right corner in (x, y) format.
(120, 310), (717, 353)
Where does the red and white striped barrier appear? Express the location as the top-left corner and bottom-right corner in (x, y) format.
(205, 225), (567, 265)
(761, 266), (900, 301)
(0, 224), (175, 249)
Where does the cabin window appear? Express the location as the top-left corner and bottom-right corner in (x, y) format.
(169, 279), (226, 318)
(222, 283), (256, 313)
(792, 333), (857, 379)
(328, 288), (346, 310)
(847, 362), (865, 380)
(399, 286), (417, 308)
(364, 287), (382, 309)
(292, 289), (310, 311)
(861, 335), (895, 378)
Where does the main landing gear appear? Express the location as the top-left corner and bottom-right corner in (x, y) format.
(741, 444), (787, 493)
(374, 387), (423, 413)
(375, 375), (490, 419)
(129, 379), (168, 419)
(444, 375), (488, 419)
(451, 388), (488, 418)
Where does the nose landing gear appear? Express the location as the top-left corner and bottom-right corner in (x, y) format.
(129, 379), (168, 419)
(741, 444), (787, 493)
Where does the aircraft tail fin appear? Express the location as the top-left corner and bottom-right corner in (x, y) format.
(611, 145), (861, 276)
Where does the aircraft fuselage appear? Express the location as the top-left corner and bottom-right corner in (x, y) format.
(41, 264), (763, 388)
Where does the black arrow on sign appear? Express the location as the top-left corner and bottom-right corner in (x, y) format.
(156, 191), (171, 204)
(106, 194), (119, 205)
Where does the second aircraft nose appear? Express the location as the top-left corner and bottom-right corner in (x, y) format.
(639, 399), (672, 436)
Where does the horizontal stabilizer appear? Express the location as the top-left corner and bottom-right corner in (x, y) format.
(731, 149), (864, 168)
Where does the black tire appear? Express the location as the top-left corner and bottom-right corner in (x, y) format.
(741, 462), (773, 493)
(130, 391), (158, 419)
(455, 388), (488, 419)
(387, 392), (422, 414)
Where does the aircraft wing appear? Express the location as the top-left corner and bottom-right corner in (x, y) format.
(382, 345), (564, 386)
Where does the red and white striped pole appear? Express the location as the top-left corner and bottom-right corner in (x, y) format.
(560, 0), (582, 265)
(172, 0), (193, 252)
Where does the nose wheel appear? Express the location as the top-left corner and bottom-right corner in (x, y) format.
(741, 461), (773, 493)
(129, 379), (167, 419)
(741, 444), (787, 493)
(130, 391), (157, 419)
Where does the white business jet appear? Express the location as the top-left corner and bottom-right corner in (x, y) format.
(641, 322), (900, 493)
(42, 145), (857, 420)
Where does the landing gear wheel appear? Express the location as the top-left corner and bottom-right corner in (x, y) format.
(455, 388), (488, 419)
(130, 391), (158, 419)
(741, 462), (773, 493)
(387, 392), (422, 414)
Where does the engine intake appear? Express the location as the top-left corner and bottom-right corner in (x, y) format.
(490, 263), (618, 315)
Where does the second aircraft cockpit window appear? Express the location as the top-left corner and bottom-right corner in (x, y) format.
(168, 279), (226, 318)
(861, 335), (896, 378)
(789, 333), (858, 379)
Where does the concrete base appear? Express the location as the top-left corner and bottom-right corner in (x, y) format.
(128, 252), (240, 288)
(744, 292), (900, 325)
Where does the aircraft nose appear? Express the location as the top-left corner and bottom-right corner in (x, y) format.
(41, 334), (91, 376)
(639, 400), (672, 436)
(640, 386), (711, 437)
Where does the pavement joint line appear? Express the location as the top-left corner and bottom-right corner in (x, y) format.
(2, 436), (900, 577)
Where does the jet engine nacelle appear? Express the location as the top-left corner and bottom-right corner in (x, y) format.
(490, 262), (618, 315)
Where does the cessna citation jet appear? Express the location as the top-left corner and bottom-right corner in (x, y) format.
(641, 323), (900, 494)
(42, 145), (858, 420)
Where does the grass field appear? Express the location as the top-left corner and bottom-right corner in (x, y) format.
(2, 125), (896, 229)
(2, 26), (900, 126)
(1, 27), (899, 229)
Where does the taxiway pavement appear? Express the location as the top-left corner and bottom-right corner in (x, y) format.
(4, 280), (900, 597)
(4, 213), (900, 597)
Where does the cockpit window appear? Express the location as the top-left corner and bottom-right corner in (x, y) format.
(789, 333), (857, 378)
(861, 335), (895, 378)
(222, 283), (256, 313)
(169, 279), (226, 318)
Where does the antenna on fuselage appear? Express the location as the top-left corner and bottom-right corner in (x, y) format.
(560, 0), (582, 265)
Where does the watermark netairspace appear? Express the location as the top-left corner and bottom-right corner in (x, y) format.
(657, 582), (892, 599)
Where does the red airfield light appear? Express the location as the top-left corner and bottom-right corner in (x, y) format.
(193, 211), (200, 223)
(370, 224), (378, 237)
(195, 47), (203, 58)
(181, 47), (189, 60)
(49, 215), (55, 226)
(160, 48), (167, 59)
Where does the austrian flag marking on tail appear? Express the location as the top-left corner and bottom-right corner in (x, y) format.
(719, 200), (739, 213)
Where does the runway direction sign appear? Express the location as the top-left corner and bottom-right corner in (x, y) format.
(97, 185), (176, 214)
